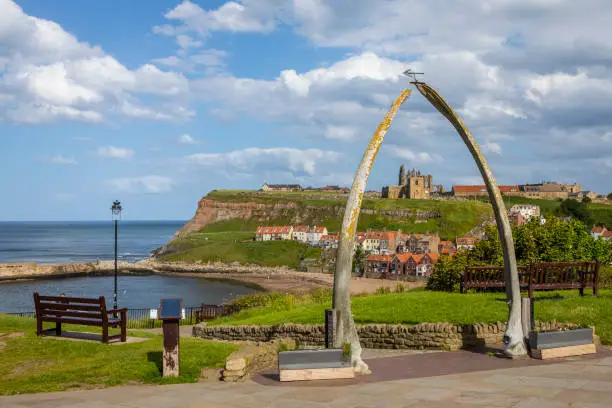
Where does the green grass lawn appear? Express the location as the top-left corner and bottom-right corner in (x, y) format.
(160, 231), (312, 268)
(0, 315), (237, 395)
(211, 289), (612, 345)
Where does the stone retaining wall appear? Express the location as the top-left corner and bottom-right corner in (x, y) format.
(193, 321), (576, 350)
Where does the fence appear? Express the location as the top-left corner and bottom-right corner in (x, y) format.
(5, 304), (238, 330)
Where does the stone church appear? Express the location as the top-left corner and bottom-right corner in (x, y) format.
(382, 165), (436, 199)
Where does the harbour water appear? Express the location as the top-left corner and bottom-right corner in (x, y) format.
(0, 274), (257, 313)
(0, 221), (258, 313)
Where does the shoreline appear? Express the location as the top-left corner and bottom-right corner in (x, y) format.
(0, 260), (423, 294)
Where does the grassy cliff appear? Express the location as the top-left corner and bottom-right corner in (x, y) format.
(158, 190), (493, 266)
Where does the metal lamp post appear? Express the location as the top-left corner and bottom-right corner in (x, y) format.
(111, 200), (122, 311)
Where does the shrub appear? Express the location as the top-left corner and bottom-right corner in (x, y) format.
(426, 251), (468, 292)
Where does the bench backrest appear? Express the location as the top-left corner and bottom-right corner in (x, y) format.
(464, 261), (599, 285)
(530, 261), (599, 285)
(464, 265), (530, 284)
(33, 292), (108, 323)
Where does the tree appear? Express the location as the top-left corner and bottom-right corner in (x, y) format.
(333, 89), (411, 375)
(582, 196), (592, 203)
(414, 82), (526, 357)
(608, 193), (612, 201)
(353, 245), (367, 276)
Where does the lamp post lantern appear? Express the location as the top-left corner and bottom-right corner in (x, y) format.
(111, 200), (122, 311)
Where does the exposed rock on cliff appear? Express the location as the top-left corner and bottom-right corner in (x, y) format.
(172, 197), (441, 238)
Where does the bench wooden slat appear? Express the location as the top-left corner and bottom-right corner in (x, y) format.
(37, 302), (103, 312)
(38, 316), (121, 326)
(38, 310), (104, 320)
(37, 295), (104, 304)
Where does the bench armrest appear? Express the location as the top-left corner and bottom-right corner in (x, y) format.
(107, 308), (128, 319)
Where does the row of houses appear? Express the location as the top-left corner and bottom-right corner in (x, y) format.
(255, 225), (474, 255)
(255, 225), (328, 244)
(365, 252), (441, 278)
(260, 183), (349, 193)
(452, 183), (600, 201)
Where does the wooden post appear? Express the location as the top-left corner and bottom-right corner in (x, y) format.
(162, 319), (180, 377)
(521, 297), (532, 343)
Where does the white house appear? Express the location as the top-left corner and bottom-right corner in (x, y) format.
(256, 226), (294, 241)
(509, 204), (540, 220)
(591, 226), (608, 239)
(307, 226), (328, 244)
(292, 225), (310, 243)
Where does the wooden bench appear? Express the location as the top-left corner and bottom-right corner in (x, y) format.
(461, 260), (600, 296)
(33, 292), (127, 343)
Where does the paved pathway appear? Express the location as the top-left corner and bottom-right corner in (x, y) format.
(3, 350), (612, 407)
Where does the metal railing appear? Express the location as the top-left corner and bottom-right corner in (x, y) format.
(5, 304), (239, 330)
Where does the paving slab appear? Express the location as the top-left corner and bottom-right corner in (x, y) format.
(1, 347), (611, 408)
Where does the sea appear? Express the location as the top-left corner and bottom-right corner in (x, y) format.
(0, 221), (258, 312)
(0, 220), (185, 264)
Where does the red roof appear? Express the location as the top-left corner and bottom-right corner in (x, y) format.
(427, 253), (440, 262)
(453, 185), (519, 193)
(439, 240), (454, 247)
(321, 234), (338, 243)
(394, 253), (413, 263)
(366, 254), (393, 262)
(602, 230), (612, 238)
(313, 226), (327, 233)
(592, 226), (606, 234)
(293, 225), (310, 233)
(365, 231), (398, 241)
(256, 226), (292, 235)
(457, 237), (477, 245)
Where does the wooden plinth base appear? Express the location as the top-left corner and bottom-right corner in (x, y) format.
(280, 367), (355, 382)
(531, 343), (596, 360)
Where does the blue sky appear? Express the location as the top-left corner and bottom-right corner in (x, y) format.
(1, 0), (611, 220)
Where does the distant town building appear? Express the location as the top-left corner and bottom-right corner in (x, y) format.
(364, 254), (393, 276)
(261, 183), (302, 192)
(519, 182), (581, 200)
(320, 234), (339, 248)
(255, 226), (294, 241)
(591, 226), (610, 240)
(389, 252), (440, 278)
(362, 231), (400, 254)
(438, 240), (457, 255)
(397, 233), (440, 254)
(569, 190), (598, 201)
(509, 204), (541, 219)
(456, 236), (478, 250)
(307, 226), (328, 244)
(452, 185), (521, 197)
(292, 225), (310, 243)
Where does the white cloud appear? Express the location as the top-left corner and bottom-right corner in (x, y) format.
(481, 140), (503, 155)
(97, 146), (134, 160)
(187, 147), (340, 177)
(176, 34), (203, 49)
(107, 176), (173, 194)
(324, 125), (355, 141)
(160, 0), (277, 36)
(385, 144), (441, 164)
(48, 155), (77, 165)
(0, 0), (192, 124)
(178, 133), (198, 144)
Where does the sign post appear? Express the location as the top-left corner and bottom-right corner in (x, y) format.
(158, 298), (182, 377)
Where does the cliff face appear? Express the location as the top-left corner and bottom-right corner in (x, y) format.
(173, 197), (441, 238)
